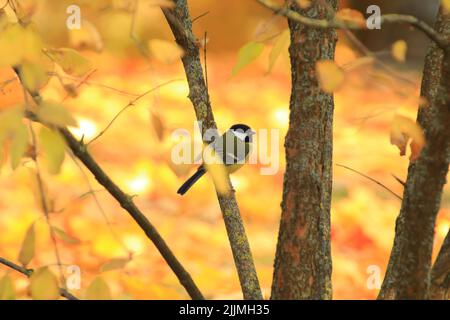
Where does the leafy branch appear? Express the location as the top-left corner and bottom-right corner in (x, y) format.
(14, 69), (204, 300)
(0, 257), (78, 300)
(256, 0), (450, 50)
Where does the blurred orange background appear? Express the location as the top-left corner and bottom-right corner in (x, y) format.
(0, 0), (448, 299)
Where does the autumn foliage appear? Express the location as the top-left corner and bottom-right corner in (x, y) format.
(0, 0), (448, 300)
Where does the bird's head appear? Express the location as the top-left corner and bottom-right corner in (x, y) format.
(230, 124), (256, 143)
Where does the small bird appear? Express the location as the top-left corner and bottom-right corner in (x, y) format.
(177, 124), (255, 195)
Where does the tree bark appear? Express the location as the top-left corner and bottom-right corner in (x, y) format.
(271, 0), (337, 300)
(162, 0), (263, 300)
(379, 6), (450, 300)
(429, 231), (450, 299)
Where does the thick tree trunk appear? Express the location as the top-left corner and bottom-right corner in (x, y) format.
(271, 1), (337, 300)
(379, 7), (450, 300)
(430, 231), (450, 299)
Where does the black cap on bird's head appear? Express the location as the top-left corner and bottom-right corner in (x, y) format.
(230, 123), (255, 143)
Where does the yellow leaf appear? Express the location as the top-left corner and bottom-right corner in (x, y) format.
(100, 258), (130, 272)
(45, 48), (92, 77)
(29, 267), (60, 300)
(18, 223), (36, 267)
(268, 29), (290, 73)
(150, 110), (165, 141)
(69, 20), (103, 52)
(0, 275), (15, 300)
(316, 60), (345, 93)
(39, 128), (66, 174)
(335, 9), (366, 28)
(232, 42), (264, 76)
(85, 277), (112, 300)
(390, 114), (425, 161)
(36, 101), (78, 127)
(21, 62), (47, 92)
(0, 24), (43, 67)
(10, 122), (28, 169)
(203, 146), (230, 196)
(52, 226), (81, 245)
(392, 40), (407, 62)
(148, 39), (184, 64)
(443, 0), (450, 13)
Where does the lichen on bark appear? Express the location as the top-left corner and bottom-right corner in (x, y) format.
(271, 0), (338, 300)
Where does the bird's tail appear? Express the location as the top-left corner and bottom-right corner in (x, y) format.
(177, 167), (206, 195)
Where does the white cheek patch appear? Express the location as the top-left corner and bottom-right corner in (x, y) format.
(233, 130), (247, 141)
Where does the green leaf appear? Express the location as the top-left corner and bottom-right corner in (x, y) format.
(100, 258), (129, 273)
(36, 101), (78, 127)
(29, 267), (60, 300)
(45, 48), (92, 77)
(268, 29), (290, 73)
(232, 42), (264, 76)
(18, 223), (35, 267)
(85, 277), (111, 300)
(52, 226), (81, 245)
(39, 128), (66, 174)
(0, 274), (16, 300)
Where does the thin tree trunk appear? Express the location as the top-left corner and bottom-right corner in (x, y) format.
(430, 231), (450, 299)
(379, 6), (450, 300)
(162, 0), (263, 300)
(271, 0), (337, 300)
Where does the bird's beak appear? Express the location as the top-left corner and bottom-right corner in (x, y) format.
(248, 130), (256, 136)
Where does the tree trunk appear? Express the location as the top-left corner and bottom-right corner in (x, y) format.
(379, 6), (450, 300)
(271, 0), (337, 300)
(430, 231), (450, 299)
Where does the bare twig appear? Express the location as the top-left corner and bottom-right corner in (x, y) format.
(203, 31), (208, 92)
(336, 164), (403, 200)
(192, 10), (209, 23)
(161, 0), (262, 300)
(61, 69), (98, 102)
(88, 79), (182, 145)
(68, 152), (131, 254)
(0, 257), (78, 300)
(21, 81), (67, 290)
(256, 0), (449, 50)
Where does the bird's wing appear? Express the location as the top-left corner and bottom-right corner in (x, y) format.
(212, 131), (248, 165)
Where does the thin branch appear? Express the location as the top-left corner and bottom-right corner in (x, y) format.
(61, 69), (97, 102)
(336, 164), (403, 201)
(21, 80), (67, 290)
(255, 0), (449, 50)
(161, 0), (262, 300)
(68, 151), (131, 254)
(88, 79), (182, 145)
(0, 257), (78, 300)
(14, 71), (204, 300)
(203, 31), (208, 92)
(192, 10), (210, 23)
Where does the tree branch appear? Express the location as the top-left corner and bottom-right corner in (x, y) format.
(14, 69), (204, 300)
(430, 231), (450, 299)
(256, 0), (449, 50)
(161, 0), (263, 300)
(0, 257), (78, 300)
